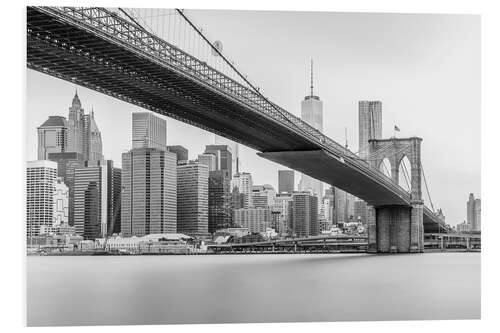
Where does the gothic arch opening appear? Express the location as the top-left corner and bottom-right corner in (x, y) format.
(398, 155), (412, 192)
(379, 157), (392, 179)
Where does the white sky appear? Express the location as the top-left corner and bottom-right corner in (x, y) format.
(25, 10), (480, 226)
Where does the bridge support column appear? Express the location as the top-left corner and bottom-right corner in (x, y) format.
(367, 205), (377, 253)
(368, 202), (424, 253)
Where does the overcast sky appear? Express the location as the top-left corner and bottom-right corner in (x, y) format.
(26, 10), (480, 226)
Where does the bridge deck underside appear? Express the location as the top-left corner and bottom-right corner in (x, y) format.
(259, 150), (409, 206)
(26, 7), (447, 232)
(27, 8), (317, 154)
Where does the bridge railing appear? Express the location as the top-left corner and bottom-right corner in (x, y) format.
(38, 6), (418, 204)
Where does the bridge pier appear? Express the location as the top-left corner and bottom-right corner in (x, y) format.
(367, 201), (424, 253)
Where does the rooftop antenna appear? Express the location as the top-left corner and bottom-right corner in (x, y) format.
(344, 127), (348, 149)
(310, 59), (314, 97)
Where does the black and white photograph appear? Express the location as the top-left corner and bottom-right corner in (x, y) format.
(4, 0), (498, 330)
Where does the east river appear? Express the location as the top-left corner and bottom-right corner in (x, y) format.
(26, 253), (480, 326)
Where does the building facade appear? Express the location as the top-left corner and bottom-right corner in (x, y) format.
(48, 152), (85, 226)
(234, 208), (271, 233)
(289, 192), (319, 237)
(27, 160), (58, 237)
(82, 111), (103, 161)
(67, 91), (103, 162)
(278, 169), (294, 194)
(251, 184), (276, 209)
(177, 161), (209, 237)
(167, 145), (189, 163)
(198, 153), (217, 172)
(73, 161), (112, 240)
(37, 116), (68, 160)
(204, 145), (233, 178)
(467, 193), (481, 232)
(121, 148), (177, 237)
(132, 112), (167, 151)
(53, 177), (69, 227)
(208, 170), (232, 234)
(231, 172), (253, 208)
(214, 135), (239, 175)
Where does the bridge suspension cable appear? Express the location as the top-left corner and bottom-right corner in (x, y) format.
(420, 161), (435, 212)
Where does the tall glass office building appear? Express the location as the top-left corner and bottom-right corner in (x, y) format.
(177, 161), (209, 237)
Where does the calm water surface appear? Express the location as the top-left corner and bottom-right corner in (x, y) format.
(26, 253), (480, 326)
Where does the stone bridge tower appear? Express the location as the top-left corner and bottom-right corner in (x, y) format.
(366, 137), (424, 253)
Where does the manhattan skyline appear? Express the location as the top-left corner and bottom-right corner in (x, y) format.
(25, 10), (480, 227)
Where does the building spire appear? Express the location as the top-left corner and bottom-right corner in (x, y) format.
(310, 59), (314, 97)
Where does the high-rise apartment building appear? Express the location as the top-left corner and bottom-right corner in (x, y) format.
(358, 101), (382, 160)
(121, 148), (177, 236)
(289, 191), (319, 237)
(208, 170), (232, 234)
(278, 169), (294, 194)
(299, 61), (324, 199)
(26, 160), (58, 237)
(73, 161), (112, 240)
(37, 116), (68, 160)
(177, 161), (209, 237)
(234, 208), (271, 233)
(204, 145), (232, 178)
(231, 172), (253, 208)
(132, 112), (167, 151)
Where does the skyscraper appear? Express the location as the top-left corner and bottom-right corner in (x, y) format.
(132, 112), (167, 151)
(110, 166), (122, 235)
(208, 170), (232, 234)
(467, 193), (481, 232)
(299, 60), (324, 199)
(67, 91), (103, 162)
(289, 192), (319, 237)
(82, 110), (103, 162)
(167, 145), (189, 163)
(204, 145), (232, 179)
(358, 101), (382, 159)
(177, 161), (209, 237)
(73, 160), (112, 240)
(67, 91), (85, 156)
(121, 148), (177, 236)
(231, 172), (253, 208)
(214, 135), (240, 175)
(26, 160), (58, 237)
(198, 153), (217, 172)
(334, 187), (355, 223)
(278, 169), (294, 194)
(37, 116), (68, 160)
